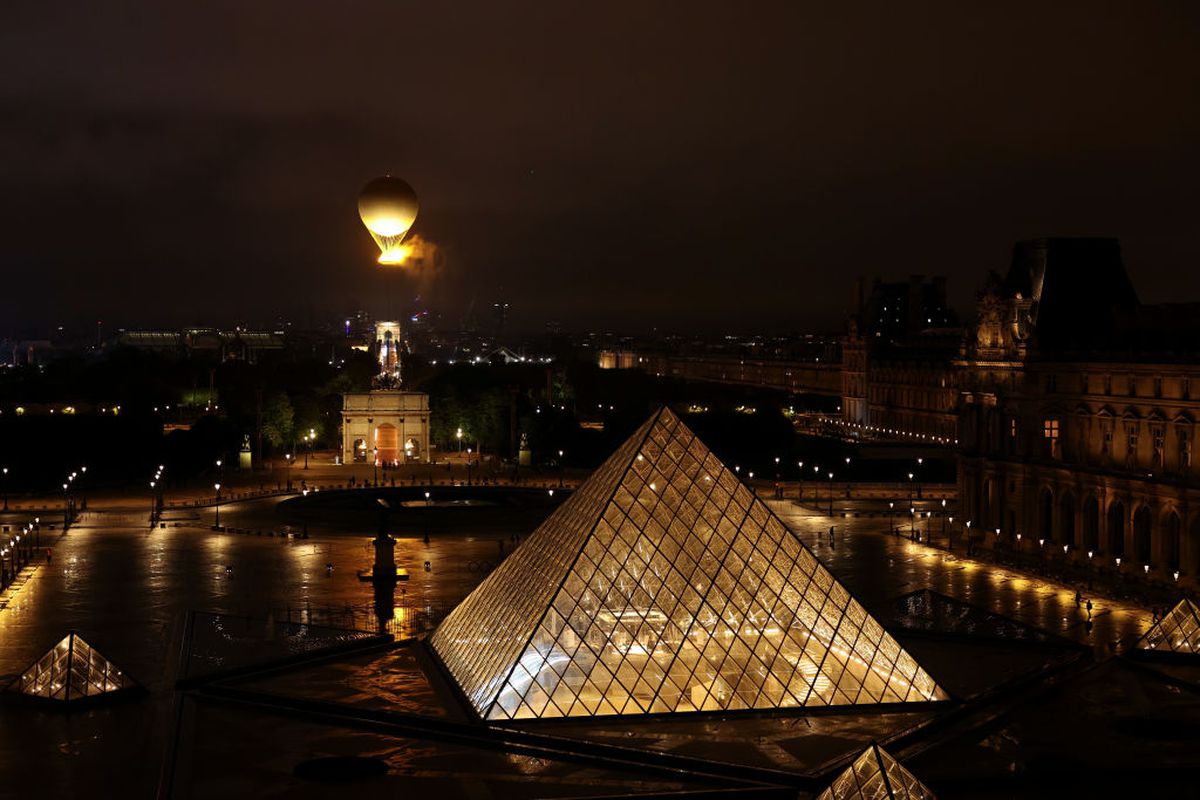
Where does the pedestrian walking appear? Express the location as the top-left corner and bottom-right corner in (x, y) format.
(1074, 591), (1082, 608)
(1086, 599), (1093, 620)
(828, 526), (835, 546)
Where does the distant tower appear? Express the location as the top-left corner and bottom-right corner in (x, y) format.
(375, 321), (403, 387)
(493, 300), (510, 338)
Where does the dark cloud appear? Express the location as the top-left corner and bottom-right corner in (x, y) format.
(1, 2), (1198, 333)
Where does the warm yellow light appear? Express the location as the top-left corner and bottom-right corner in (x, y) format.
(358, 176), (418, 265)
(377, 243), (413, 265)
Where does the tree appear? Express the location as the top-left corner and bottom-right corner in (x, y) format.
(261, 392), (294, 451)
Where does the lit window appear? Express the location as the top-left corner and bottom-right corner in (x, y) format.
(1044, 418), (1060, 458)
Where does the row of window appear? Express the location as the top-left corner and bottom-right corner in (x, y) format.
(1047, 372), (1195, 401)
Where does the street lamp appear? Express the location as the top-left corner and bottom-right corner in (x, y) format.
(149, 481), (156, 526)
(466, 447), (473, 486)
(305, 429), (315, 469)
(827, 471), (834, 516)
(797, 461), (804, 501)
(456, 427), (463, 453)
(372, 447), (378, 486)
(1, 466), (7, 511)
(558, 449), (565, 488)
(889, 501), (895, 534)
(214, 482), (222, 529)
(427, 491), (436, 546)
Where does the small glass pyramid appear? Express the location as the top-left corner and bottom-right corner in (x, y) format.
(15, 632), (135, 702)
(1137, 598), (1200, 654)
(431, 407), (947, 720)
(817, 743), (936, 800)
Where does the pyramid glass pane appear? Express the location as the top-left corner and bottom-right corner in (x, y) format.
(1138, 598), (1200, 654)
(816, 744), (936, 800)
(16, 633), (134, 701)
(431, 408), (948, 720)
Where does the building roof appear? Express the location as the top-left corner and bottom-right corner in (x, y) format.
(817, 743), (936, 800)
(431, 407), (946, 721)
(1003, 238), (1200, 358)
(12, 632), (137, 702)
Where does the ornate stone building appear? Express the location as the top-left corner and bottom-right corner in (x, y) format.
(341, 321), (431, 465)
(842, 275), (961, 443)
(958, 238), (1200, 586)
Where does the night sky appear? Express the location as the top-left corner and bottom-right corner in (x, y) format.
(2, 3), (1199, 334)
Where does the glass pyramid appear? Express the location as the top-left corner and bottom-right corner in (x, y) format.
(1137, 598), (1200, 654)
(15, 632), (135, 702)
(817, 743), (935, 800)
(431, 407), (947, 720)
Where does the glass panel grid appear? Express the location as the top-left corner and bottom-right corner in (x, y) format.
(17, 633), (133, 701)
(816, 744), (936, 800)
(432, 408), (947, 719)
(1140, 598), (1200, 653)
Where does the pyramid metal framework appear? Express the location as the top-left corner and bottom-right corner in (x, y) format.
(431, 408), (946, 720)
(816, 743), (936, 800)
(14, 632), (135, 702)
(1137, 598), (1200, 654)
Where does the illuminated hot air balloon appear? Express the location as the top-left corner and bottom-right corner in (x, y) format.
(358, 176), (419, 265)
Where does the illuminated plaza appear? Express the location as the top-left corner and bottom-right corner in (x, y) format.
(6, 2), (1200, 796)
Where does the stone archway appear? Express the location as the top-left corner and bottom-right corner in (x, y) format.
(1059, 492), (1076, 547)
(1083, 496), (1100, 552)
(376, 424), (399, 465)
(1107, 501), (1126, 557)
(1164, 512), (1182, 571)
(352, 438), (368, 463)
(1134, 505), (1152, 565)
(1040, 488), (1054, 542)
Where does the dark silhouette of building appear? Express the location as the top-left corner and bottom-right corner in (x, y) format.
(842, 275), (962, 443)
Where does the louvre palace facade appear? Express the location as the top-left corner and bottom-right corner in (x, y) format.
(957, 238), (1200, 587)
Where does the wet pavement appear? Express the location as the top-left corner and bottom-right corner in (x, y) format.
(768, 501), (1151, 654)
(0, 487), (1165, 798)
(0, 493), (1155, 689)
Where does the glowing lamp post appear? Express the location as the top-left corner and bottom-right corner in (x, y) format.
(827, 472), (834, 516)
(1, 466), (7, 511)
(214, 483), (222, 529)
(558, 450), (565, 488)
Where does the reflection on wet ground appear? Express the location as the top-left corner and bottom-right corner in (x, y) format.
(179, 700), (729, 800)
(768, 501), (1151, 654)
(0, 494), (1162, 797)
(236, 643), (453, 719)
(184, 611), (381, 679)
